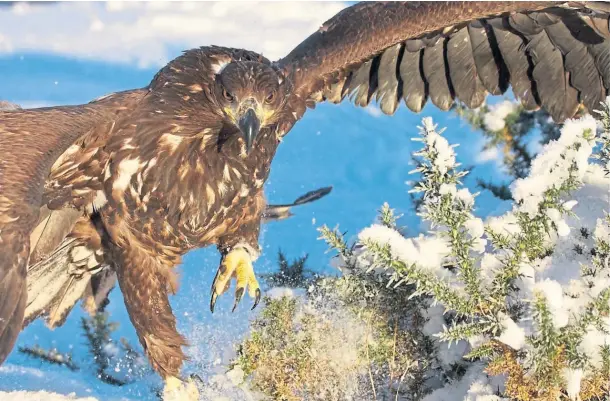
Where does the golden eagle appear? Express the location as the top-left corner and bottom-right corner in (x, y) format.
(1, 1), (609, 399)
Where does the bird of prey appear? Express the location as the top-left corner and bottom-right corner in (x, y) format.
(1, 2), (609, 399)
(19, 181), (332, 330)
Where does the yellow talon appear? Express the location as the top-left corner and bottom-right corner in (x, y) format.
(210, 247), (261, 313)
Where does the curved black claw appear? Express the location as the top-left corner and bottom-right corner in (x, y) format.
(210, 292), (218, 314)
(210, 268), (222, 313)
(232, 287), (245, 313)
(251, 288), (262, 311)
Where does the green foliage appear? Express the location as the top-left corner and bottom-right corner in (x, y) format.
(19, 345), (79, 372)
(378, 202), (401, 229)
(450, 101), (583, 203)
(319, 108), (610, 400)
(234, 253), (431, 400)
(81, 312), (130, 386)
(21, 311), (149, 388)
(260, 250), (317, 288)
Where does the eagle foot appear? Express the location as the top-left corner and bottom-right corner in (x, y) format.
(210, 247), (261, 313)
(162, 376), (200, 401)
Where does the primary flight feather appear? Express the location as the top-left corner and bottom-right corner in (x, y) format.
(1, 2), (609, 399)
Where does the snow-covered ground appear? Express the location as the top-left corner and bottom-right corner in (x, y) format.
(0, 390), (98, 401)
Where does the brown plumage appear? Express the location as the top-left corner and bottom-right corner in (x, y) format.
(1, 1), (609, 397)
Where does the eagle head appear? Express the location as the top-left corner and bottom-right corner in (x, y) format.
(214, 61), (290, 153)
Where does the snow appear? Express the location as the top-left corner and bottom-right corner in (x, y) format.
(196, 370), (263, 401)
(496, 313), (526, 351)
(358, 225), (452, 278)
(0, 391), (98, 401)
(423, 304), (470, 367)
(423, 363), (507, 401)
(465, 218), (485, 239)
(534, 279), (569, 328)
(511, 115), (597, 217)
(479, 254), (501, 286)
(562, 200), (578, 211)
(578, 321), (610, 369)
(352, 108), (610, 400)
(439, 183), (457, 196)
(265, 286), (305, 300)
(562, 368), (584, 401)
(483, 100), (519, 132)
(420, 117), (456, 175)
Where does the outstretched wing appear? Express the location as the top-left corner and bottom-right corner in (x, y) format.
(0, 90), (144, 363)
(278, 1), (610, 122)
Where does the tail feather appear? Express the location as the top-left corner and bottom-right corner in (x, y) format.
(263, 186), (332, 223)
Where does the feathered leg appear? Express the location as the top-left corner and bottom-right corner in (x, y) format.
(210, 192), (264, 313)
(113, 243), (198, 401)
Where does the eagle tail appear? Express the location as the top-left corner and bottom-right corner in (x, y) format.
(263, 186), (332, 223)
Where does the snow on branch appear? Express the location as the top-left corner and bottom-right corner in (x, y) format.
(319, 97), (610, 401)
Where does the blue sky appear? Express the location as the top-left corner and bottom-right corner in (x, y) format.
(0, 2), (512, 399)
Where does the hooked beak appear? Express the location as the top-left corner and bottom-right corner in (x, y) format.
(237, 108), (261, 154)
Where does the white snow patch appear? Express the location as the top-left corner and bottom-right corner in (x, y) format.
(0, 391), (98, 401)
(496, 313), (526, 350)
(266, 287), (296, 300)
(358, 224), (452, 278)
(578, 319), (610, 369)
(483, 100), (518, 132)
(511, 115), (597, 217)
(423, 363), (508, 401)
(534, 279), (569, 328)
(562, 368), (583, 400)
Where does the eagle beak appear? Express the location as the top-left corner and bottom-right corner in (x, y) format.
(237, 108), (261, 154)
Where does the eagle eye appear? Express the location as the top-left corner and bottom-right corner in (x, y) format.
(222, 88), (234, 103)
(265, 90), (276, 104)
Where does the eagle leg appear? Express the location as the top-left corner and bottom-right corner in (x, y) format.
(113, 243), (195, 398)
(210, 247), (261, 313)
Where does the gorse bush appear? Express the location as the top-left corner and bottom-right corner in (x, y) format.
(232, 281), (424, 401)
(235, 98), (610, 401)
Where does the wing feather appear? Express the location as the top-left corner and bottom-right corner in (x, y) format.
(279, 2), (610, 123)
(525, 27), (579, 121)
(546, 15), (607, 112)
(467, 22), (509, 96)
(348, 59), (374, 107)
(447, 27), (487, 109)
(375, 44), (401, 115)
(423, 38), (454, 111)
(0, 90), (144, 363)
(400, 48), (427, 113)
(30, 207), (82, 265)
(488, 17), (539, 110)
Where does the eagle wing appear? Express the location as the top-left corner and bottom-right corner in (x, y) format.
(0, 90), (145, 363)
(278, 1), (610, 122)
